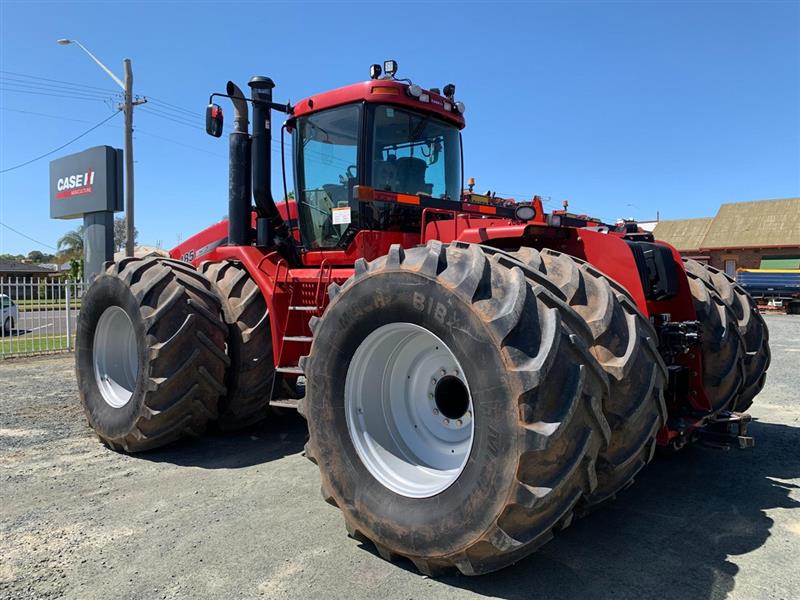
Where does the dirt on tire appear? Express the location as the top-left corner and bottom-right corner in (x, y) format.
(201, 260), (277, 430)
(300, 241), (611, 576)
(682, 259), (769, 412)
(505, 247), (667, 505)
(75, 257), (229, 452)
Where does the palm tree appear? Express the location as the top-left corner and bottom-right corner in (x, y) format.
(57, 226), (84, 260)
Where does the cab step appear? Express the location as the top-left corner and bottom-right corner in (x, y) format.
(276, 366), (304, 375)
(269, 398), (300, 409)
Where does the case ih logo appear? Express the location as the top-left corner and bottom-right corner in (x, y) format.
(55, 169), (95, 199)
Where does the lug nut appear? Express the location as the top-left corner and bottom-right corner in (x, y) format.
(440, 368), (446, 376)
(431, 378), (437, 384)
(457, 419), (463, 426)
(433, 408), (439, 415)
(444, 418), (450, 425)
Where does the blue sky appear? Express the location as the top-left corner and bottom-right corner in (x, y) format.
(1, 0), (798, 256)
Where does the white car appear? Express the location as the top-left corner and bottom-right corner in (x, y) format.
(1, 294), (19, 334)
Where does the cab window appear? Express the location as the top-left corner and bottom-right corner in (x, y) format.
(295, 105), (360, 249)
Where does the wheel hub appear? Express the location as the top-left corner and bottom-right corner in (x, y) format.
(93, 306), (139, 409)
(344, 322), (474, 498)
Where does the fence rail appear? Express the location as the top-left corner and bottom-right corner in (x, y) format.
(1, 277), (85, 358)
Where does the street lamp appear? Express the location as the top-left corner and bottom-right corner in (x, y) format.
(57, 38), (144, 257)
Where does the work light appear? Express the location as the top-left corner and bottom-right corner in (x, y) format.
(370, 64), (382, 80)
(383, 60), (398, 78)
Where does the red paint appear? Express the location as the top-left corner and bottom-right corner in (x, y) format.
(292, 80), (465, 128)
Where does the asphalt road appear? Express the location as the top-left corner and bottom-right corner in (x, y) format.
(3, 308), (78, 339)
(1, 314), (798, 600)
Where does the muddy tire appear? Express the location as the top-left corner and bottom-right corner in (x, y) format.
(682, 260), (745, 413)
(682, 260), (769, 412)
(506, 247), (667, 505)
(76, 257), (229, 452)
(300, 241), (610, 576)
(201, 261), (277, 430)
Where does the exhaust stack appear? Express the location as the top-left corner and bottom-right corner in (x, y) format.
(226, 81), (251, 246)
(248, 76), (290, 249)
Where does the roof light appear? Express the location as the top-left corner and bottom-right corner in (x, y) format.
(383, 59), (398, 78)
(455, 101), (466, 114)
(419, 93), (430, 103)
(407, 84), (422, 98)
(443, 83), (455, 99)
(443, 101), (452, 111)
(370, 64), (382, 80)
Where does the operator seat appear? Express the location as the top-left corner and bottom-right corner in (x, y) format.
(395, 157), (433, 196)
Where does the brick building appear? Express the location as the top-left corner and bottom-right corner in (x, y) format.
(652, 197), (800, 276)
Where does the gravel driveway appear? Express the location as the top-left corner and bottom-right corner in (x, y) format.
(1, 314), (798, 600)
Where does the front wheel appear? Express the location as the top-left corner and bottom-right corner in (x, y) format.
(75, 258), (229, 452)
(301, 241), (610, 576)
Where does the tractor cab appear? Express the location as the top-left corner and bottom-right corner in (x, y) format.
(288, 65), (466, 251)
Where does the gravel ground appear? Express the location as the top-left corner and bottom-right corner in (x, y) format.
(1, 313), (798, 600)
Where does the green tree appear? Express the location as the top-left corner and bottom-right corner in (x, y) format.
(113, 217), (139, 252)
(57, 226), (84, 260)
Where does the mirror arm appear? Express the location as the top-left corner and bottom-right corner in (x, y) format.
(209, 93), (293, 115)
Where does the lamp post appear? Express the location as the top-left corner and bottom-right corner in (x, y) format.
(57, 39), (144, 257)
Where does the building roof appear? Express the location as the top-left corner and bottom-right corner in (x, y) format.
(0, 260), (56, 274)
(652, 217), (713, 251)
(701, 197), (800, 249)
(652, 197), (800, 251)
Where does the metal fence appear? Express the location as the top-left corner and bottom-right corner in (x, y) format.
(1, 277), (85, 358)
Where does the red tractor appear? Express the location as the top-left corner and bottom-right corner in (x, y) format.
(75, 61), (770, 576)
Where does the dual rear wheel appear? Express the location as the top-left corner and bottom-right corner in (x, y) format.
(300, 241), (666, 575)
(76, 257), (275, 451)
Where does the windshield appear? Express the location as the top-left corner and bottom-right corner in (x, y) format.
(293, 102), (463, 250)
(371, 105), (461, 201)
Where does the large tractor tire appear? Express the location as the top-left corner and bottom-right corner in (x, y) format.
(300, 241), (611, 576)
(201, 260), (276, 430)
(506, 247), (667, 505)
(76, 257), (229, 452)
(682, 259), (769, 412)
(682, 260), (745, 413)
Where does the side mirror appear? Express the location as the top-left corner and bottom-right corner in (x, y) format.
(205, 103), (224, 137)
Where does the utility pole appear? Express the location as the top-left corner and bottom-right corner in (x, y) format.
(123, 58), (135, 257)
(58, 40), (145, 257)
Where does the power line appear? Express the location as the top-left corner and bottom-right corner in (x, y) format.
(0, 76), (120, 99)
(0, 106), (102, 125)
(0, 69), (119, 94)
(0, 86), (116, 104)
(0, 222), (58, 250)
(0, 107), (226, 159)
(0, 110), (121, 174)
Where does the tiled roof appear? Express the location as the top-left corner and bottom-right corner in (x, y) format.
(652, 198), (800, 251)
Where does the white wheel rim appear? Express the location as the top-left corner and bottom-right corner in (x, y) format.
(345, 323), (474, 498)
(93, 306), (139, 408)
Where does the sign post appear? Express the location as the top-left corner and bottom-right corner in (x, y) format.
(49, 146), (123, 282)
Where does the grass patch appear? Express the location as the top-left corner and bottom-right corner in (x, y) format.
(14, 300), (82, 311)
(1, 334), (72, 356)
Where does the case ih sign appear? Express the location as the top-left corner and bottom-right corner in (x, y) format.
(55, 168), (96, 199)
(49, 146), (123, 220)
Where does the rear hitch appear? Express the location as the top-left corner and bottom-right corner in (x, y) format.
(696, 411), (754, 450)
